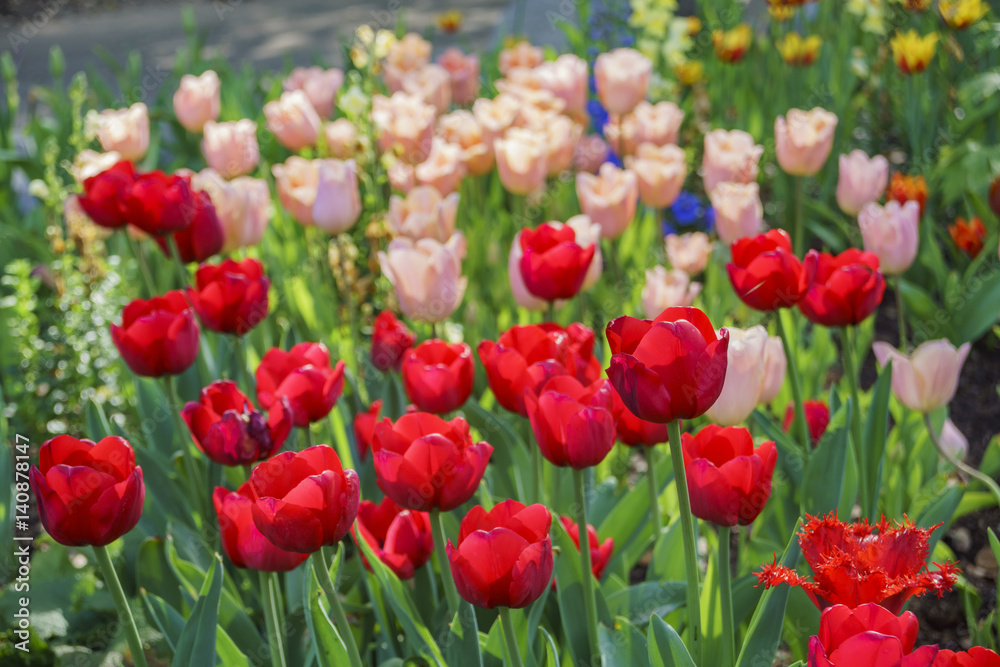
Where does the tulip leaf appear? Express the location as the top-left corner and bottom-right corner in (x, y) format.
(915, 483), (964, 560)
(700, 531), (723, 667)
(735, 523), (802, 667)
(171, 553), (223, 667)
(647, 613), (696, 667)
(303, 561), (351, 667)
(605, 581), (686, 627)
(801, 400), (851, 516)
(445, 599), (484, 667)
(141, 590), (185, 652)
(525, 573), (553, 667)
(864, 361), (893, 515)
(553, 519), (598, 666)
(538, 627), (560, 667)
(597, 452), (673, 565)
(137, 537), (185, 612)
(949, 268), (1000, 345)
(354, 532), (446, 666)
(752, 409), (805, 488)
(599, 616), (652, 667)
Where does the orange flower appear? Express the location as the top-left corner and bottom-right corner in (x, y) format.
(713, 24), (753, 64)
(436, 10), (462, 33)
(949, 217), (987, 258)
(888, 172), (927, 215)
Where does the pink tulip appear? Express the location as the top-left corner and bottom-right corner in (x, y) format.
(313, 159), (362, 234)
(604, 101), (684, 156)
(495, 71), (566, 118)
(625, 142), (687, 208)
(414, 139), (467, 196)
(508, 215), (602, 310)
(264, 91), (321, 151)
(836, 150), (890, 216)
(534, 54), (588, 117)
(939, 419), (968, 460)
(401, 64), (452, 115)
(388, 161), (416, 193)
(498, 41), (544, 75)
(775, 107), (838, 177)
(283, 66), (344, 118)
(576, 163), (639, 239)
(702, 129), (763, 193)
(378, 235), (467, 322)
(71, 150), (122, 185)
(373, 92), (437, 164)
(438, 110), (493, 176)
(437, 48), (480, 106)
(271, 156), (321, 225)
(641, 266), (702, 318)
(472, 94), (520, 140)
(758, 336), (787, 404)
(709, 182), (764, 245)
(665, 232), (714, 275)
(858, 200), (920, 275)
(202, 119), (260, 179)
(495, 128), (548, 195)
(384, 33), (433, 92)
(593, 48), (652, 116)
(388, 186), (459, 243)
(873, 339), (971, 413)
(544, 115), (583, 176)
(324, 118), (362, 160)
(190, 169), (271, 252)
(705, 325), (768, 426)
(96, 103), (149, 161)
(173, 70), (221, 132)
(574, 135), (609, 174)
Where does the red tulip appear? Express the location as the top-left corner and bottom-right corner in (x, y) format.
(353, 400), (383, 462)
(370, 412), (493, 512)
(783, 399), (831, 446)
(111, 290), (199, 377)
(371, 310), (416, 372)
(807, 603), (938, 667)
(181, 380), (291, 466)
(256, 342), (345, 427)
(797, 249), (886, 327)
(682, 425), (776, 527)
(727, 230), (817, 311)
(248, 445), (360, 554)
(525, 376), (616, 469)
(609, 384), (670, 447)
(155, 189), (224, 263)
(77, 160), (135, 228)
(756, 512), (959, 613)
(187, 258), (270, 335)
(932, 647), (1000, 667)
(606, 307), (729, 424)
(559, 516), (613, 580)
(122, 170), (196, 236)
(518, 222), (597, 301)
(30, 435), (144, 546)
(447, 500), (554, 609)
(351, 496), (434, 580)
(213, 483), (309, 572)
(401, 339), (474, 414)
(478, 322), (602, 417)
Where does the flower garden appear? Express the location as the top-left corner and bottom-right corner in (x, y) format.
(2, 0), (1000, 665)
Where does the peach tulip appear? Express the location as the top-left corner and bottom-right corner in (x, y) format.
(414, 139), (467, 196)
(472, 94), (520, 140)
(873, 339), (971, 413)
(625, 142), (687, 208)
(544, 115), (583, 176)
(576, 163), (639, 239)
(191, 169), (271, 252)
(702, 128), (763, 193)
(202, 120), (260, 179)
(709, 182), (764, 245)
(283, 66), (344, 118)
(388, 186), (459, 243)
(705, 325), (768, 426)
(775, 107), (838, 177)
(641, 266), (702, 317)
(388, 161), (416, 193)
(401, 64), (452, 115)
(758, 336), (787, 404)
(438, 110), (494, 176)
(272, 156), (321, 225)
(593, 48), (652, 116)
(604, 101), (684, 156)
(858, 200), (920, 275)
(498, 41), (544, 75)
(373, 92), (437, 164)
(379, 235), (468, 322)
(173, 70), (220, 133)
(534, 54), (588, 116)
(494, 128), (548, 196)
(96, 103), (149, 161)
(437, 48), (480, 105)
(383, 33), (433, 91)
(836, 150), (890, 216)
(313, 159), (362, 234)
(71, 150), (122, 185)
(665, 232), (714, 275)
(574, 135), (609, 174)
(324, 118), (362, 160)
(495, 70), (567, 118)
(264, 91), (321, 151)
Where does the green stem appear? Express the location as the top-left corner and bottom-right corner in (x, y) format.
(430, 508), (461, 615)
(532, 444), (544, 505)
(498, 606), (525, 667)
(718, 526), (735, 667)
(312, 550), (364, 667)
(895, 277), (908, 352)
(92, 545), (149, 667)
(572, 467), (601, 662)
(164, 375), (206, 527)
(338, 235), (365, 402)
(166, 236), (191, 291)
(644, 446), (662, 537)
(546, 300), (556, 325)
(258, 571), (288, 667)
(303, 425), (315, 450)
(924, 413), (1000, 509)
(236, 335), (253, 393)
(666, 420), (702, 663)
(774, 312), (810, 459)
(841, 326), (872, 520)
(127, 234), (156, 298)
(793, 176), (805, 256)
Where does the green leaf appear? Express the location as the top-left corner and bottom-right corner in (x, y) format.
(445, 600), (484, 667)
(539, 628), (560, 667)
(554, 518), (606, 666)
(948, 268), (1000, 344)
(599, 616), (652, 667)
(647, 613), (696, 667)
(605, 581), (686, 627)
(752, 410), (804, 488)
(801, 400), (851, 516)
(141, 590), (185, 652)
(864, 362), (893, 511)
(136, 537), (185, 612)
(914, 484), (964, 559)
(171, 553), (223, 667)
(303, 561), (350, 667)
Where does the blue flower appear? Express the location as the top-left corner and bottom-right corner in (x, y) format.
(671, 192), (706, 226)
